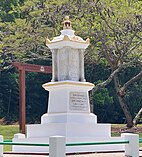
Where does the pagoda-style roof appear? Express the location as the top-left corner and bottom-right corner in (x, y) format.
(46, 16), (90, 49)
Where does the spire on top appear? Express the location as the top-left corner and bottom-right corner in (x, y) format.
(63, 16), (72, 29)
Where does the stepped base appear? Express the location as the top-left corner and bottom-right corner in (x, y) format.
(26, 113), (110, 138)
(12, 81), (123, 153)
(27, 123), (111, 138)
(12, 112), (124, 153)
(12, 116), (124, 153)
(41, 113), (97, 124)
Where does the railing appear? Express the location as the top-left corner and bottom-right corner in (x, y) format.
(0, 133), (140, 157)
(4, 139), (142, 144)
(0, 141), (49, 147)
(66, 140), (129, 146)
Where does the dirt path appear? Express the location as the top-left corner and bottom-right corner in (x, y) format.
(111, 125), (142, 133)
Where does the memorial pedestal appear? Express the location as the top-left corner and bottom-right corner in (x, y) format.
(26, 81), (110, 139)
(42, 81), (94, 114)
(12, 81), (124, 153)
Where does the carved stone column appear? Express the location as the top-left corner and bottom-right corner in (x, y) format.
(79, 49), (85, 82)
(51, 49), (58, 81)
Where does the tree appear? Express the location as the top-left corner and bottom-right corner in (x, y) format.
(0, 69), (19, 122)
(0, 0), (24, 22)
(0, 0), (142, 127)
(86, 0), (142, 127)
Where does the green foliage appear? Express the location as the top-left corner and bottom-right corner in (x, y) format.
(0, 0), (24, 22)
(92, 81), (116, 123)
(0, 60), (51, 123)
(125, 80), (142, 118)
(0, 70), (19, 122)
(0, 0), (142, 124)
(26, 70), (51, 123)
(1, 0), (141, 67)
(93, 87), (113, 105)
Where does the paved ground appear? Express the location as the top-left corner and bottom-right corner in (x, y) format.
(2, 151), (142, 157)
(3, 153), (125, 157)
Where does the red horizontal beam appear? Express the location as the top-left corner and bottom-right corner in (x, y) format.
(12, 62), (52, 73)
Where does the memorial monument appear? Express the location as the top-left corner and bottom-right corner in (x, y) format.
(12, 16), (124, 153)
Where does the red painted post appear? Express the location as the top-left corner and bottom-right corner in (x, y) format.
(19, 69), (26, 134)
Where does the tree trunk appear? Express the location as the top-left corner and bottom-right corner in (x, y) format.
(113, 74), (133, 128)
(133, 108), (142, 126)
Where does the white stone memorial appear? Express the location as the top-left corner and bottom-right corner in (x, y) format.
(12, 16), (124, 153)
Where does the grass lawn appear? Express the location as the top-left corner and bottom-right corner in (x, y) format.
(0, 124), (142, 152)
(111, 124), (142, 147)
(0, 125), (19, 152)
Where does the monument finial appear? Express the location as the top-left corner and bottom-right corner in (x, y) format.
(63, 16), (72, 29)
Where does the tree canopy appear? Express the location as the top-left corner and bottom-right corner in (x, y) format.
(0, 0), (142, 127)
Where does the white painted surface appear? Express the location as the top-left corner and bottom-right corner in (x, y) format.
(49, 136), (65, 157)
(14, 133), (25, 139)
(47, 29), (89, 50)
(42, 81), (94, 114)
(0, 135), (3, 157)
(41, 113), (97, 124)
(48, 41), (89, 50)
(122, 133), (139, 157)
(26, 123), (110, 138)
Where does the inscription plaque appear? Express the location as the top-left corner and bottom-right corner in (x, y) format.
(69, 92), (88, 111)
